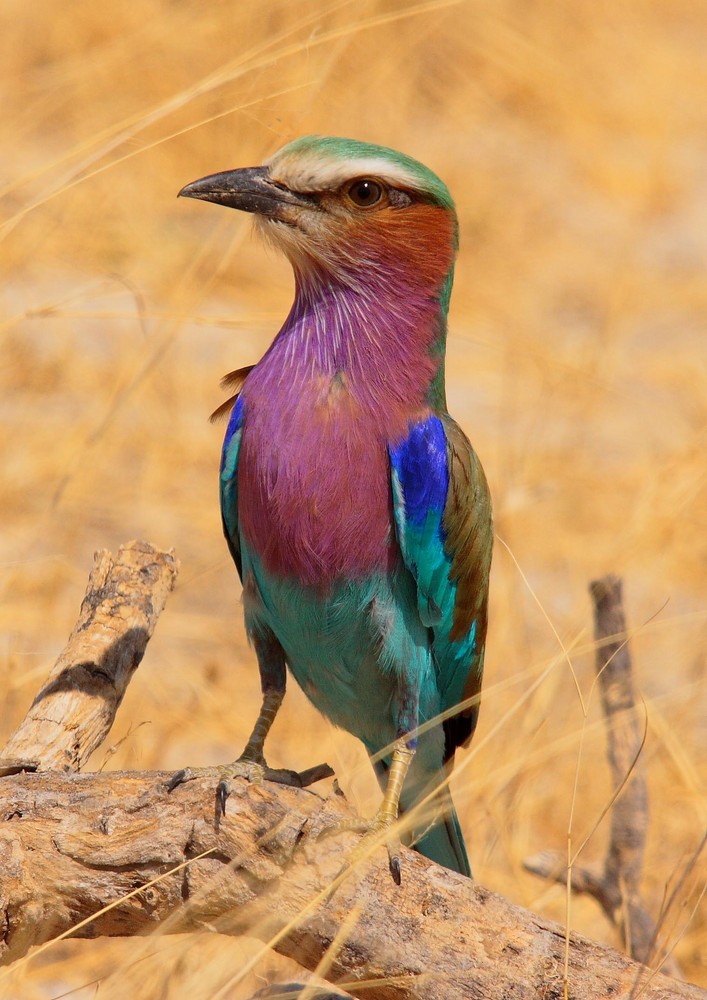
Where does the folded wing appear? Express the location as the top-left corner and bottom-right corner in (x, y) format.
(389, 413), (492, 762)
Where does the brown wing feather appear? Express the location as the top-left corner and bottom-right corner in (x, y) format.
(441, 415), (493, 754)
(209, 364), (255, 423)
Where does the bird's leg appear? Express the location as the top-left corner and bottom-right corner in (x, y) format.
(236, 686), (284, 771)
(319, 739), (416, 886)
(379, 740), (415, 827)
(167, 631), (308, 813)
(320, 677), (419, 885)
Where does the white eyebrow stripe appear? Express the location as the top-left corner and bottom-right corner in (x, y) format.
(265, 152), (422, 193)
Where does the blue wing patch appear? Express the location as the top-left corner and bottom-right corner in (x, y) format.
(390, 417), (449, 530)
(389, 415), (477, 720)
(220, 394), (245, 578)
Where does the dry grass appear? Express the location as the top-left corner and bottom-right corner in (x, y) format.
(1, 0), (705, 995)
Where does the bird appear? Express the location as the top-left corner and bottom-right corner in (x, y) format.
(170, 135), (493, 881)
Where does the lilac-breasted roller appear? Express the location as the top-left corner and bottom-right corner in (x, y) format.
(171, 136), (493, 881)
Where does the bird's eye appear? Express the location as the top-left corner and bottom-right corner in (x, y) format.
(346, 179), (384, 209)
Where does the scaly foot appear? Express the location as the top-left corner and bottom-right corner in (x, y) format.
(167, 755), (305, 816)
(319, 806), (403, 885)
(318, 741), (415, 887)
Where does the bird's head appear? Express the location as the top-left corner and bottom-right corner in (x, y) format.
(179, 136), (458, 306)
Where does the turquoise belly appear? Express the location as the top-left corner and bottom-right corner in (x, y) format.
(239, 543), (442, 760)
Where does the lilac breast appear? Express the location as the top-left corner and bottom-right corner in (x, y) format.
(234, 271), (442, 587)
(237, 369), (403, 587)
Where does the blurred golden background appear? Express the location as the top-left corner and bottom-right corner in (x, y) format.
(1, 0), (705, 995)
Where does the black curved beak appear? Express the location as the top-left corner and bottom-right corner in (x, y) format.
(178, 166), (311, 221)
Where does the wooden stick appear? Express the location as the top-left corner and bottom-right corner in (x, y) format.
(590, 575), (654, 960)
(524, 576), (682, 978)
(0, 541), (179, 774)
(0, 540), (339, 997)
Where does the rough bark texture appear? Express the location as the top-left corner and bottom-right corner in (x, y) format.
(0, 540), (179, 774)
(0, 770), (702, 999)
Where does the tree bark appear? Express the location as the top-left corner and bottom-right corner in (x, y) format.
(589, 576), (655, 961)
(0, 769), (702, 1000)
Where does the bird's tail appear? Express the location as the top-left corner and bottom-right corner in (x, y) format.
(407, 780), (471, 877)
(373, 760), (471, 877)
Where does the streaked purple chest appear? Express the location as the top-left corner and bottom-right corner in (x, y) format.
(237, 367), (405, 586)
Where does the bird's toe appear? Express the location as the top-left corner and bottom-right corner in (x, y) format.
(165, 757), (268, 814)
(318, 808), (403, 887)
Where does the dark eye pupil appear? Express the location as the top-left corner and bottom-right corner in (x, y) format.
(350, 179), (382, 206)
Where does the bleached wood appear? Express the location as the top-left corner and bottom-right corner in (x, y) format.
(0, 540), (179, 774)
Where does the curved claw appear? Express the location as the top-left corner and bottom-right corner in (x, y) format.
(321, 740), (414, 888)
(217, 777), (231, 816)
(166, 767), (193, 793)
(389, 851), (402, 886)
(165, 758), (335, 818)
(320, 809), (403, 886)
(165, 758), (268, 814)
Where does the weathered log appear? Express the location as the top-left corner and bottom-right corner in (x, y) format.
(0, 769), (702, 1000)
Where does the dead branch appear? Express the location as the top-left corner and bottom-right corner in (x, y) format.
(0, 540), (179, 775)
(524, 575), (682, 978)
(0, 769), (702, 1000)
